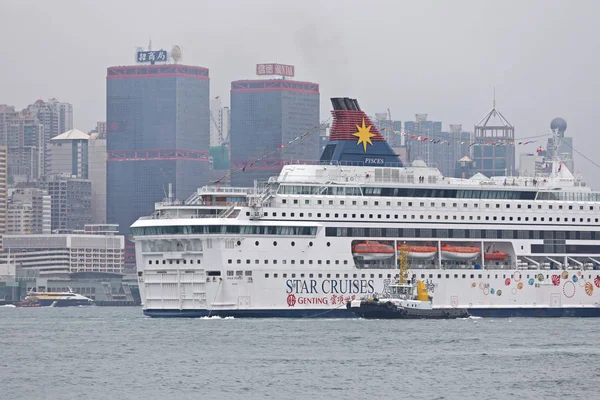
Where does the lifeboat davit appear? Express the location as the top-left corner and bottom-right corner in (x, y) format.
(352, 241), (394, 261)
(484, 250), (508, 261)
(440, 244), (480, 261)
(398, 245), (437, 260)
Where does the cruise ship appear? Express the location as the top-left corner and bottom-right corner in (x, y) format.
(132, 98), (600, 318)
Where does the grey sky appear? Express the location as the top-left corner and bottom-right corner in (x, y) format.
(1, 0), (599, 185)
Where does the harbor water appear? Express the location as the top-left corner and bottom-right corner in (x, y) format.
(1, 306), (599, 400)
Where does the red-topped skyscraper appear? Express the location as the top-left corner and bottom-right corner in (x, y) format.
(230, 64), (320, 186)
(106, 47), (211, 237)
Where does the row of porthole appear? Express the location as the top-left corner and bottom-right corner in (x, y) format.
(238, 240), (330, 247)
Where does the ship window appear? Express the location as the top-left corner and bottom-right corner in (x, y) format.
(291, 260), (295, 264)
(245, 271), (252, 276)
(344, 260), (348, 265)
(326, 213), (330, 217)
(538, 205), (542, 209)
(283, 273), (287, 278)
(462, 274), (466, 279)
(207, 271), (221, 276)
(463, 203), (468, 208)
(421, 274), (425, 278)
(273, 260), (277, 264)
(590, 206), (594, 211)
(361, 274), (366, 278)
(528, 205), (532, 209)
(363, 201), (368, 206)
(352, 201), (357, 205)
(335, 274), (340, 278)
(291, 273), (296, 278)
(309, 273), (314, 278)
(335, 260), (339, 265)
(162, 260), (166, 264)
(293, 199), (298, 204)
(274, 273), (278, 278)
(148, 260), (152, 264)
(317, 213), (321, 217)
(445, 216), (449, 220)
(326, 260), (330, 265)
(352, 214), (356, 218)
(291, 213), (295, 217)
(408, 202), (412, 206)
(246, 212), (250, 216)
(327, 274), (331, 278)
(397, 202), (402, 206)
(282, 260), (287, 264)
(403, 215), (407, 219)
(318, 274), (322, 278)
(360, 214), (364, 218)
(282, 199), (287, 204)
(374, 201), (379, 206)
(496, 204), (500, 208)
(343, 214), (347, 218)
(485, 204), (490, 208)
(453, 203), (457, 207)
(441, 202), (446, 207)
(559, 205), (563, 210)
(429, 274), (433, 278)
(318, 260), (322, 264)
(474, 204), (479, 208)
(169, 260), (173, 264)
(395, 215), (399, 219)
(305, 200), (310, 205)
(549, 205), (553, 210)
(264, 260), (269, 264)
(436, 215), (441, 220)
(265, 273), (269, 278)
(318, 200), (322, 205)
(446, 274), (450, 278)
(227, 271), (234, 276)
(329, 200), (334, 205)
(431, 202), (435, 207)
(282, 213), (286, 217)
(386, 201), (391, 206)
(183, 260), (187, 264)
(335, 213), (339, 218)
(272, 212), (277, 217)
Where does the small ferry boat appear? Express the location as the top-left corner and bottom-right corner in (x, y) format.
(351, 241), (395, 260)
(17, 289), (94, 307)
(347, 280), (469, 319)
(440, 244), (480, 261)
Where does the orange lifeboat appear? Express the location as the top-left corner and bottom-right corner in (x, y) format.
(398, 244), (437, 260)
(352, 241), (395, 261)
(440, 244), (480, 261)
(484, 250), (508, 261)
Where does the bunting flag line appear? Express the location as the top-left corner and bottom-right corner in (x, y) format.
(212, 120), (329, 184)
(400, 131), (544, 147)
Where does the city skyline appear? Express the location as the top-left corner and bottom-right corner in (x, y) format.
(1, 0), (599, 184)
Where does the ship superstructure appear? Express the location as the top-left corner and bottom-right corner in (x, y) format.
(132, 98), (600, 317)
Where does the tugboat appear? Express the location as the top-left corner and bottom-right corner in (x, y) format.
(346, 280), (469, 319)
(346, 244), (469, 319)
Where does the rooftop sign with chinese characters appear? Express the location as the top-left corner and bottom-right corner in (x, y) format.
(136, 50), (168, 65)
(256, 63), (295, 77)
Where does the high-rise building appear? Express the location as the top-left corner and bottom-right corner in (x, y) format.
(6, 188), (51, 234)
(106, 64), (211, 235)
(519, 153), (544, 177)
(43, 175), (91, 232)
(209, 97), (230, 147)
(6, 112), (44, 184)
(0, 146), (7, 249)
(27, 99), (73, 175)
(230, 78), (320, 186)
(48, 129), (89, 178)
(404, 114), (442, 164)
(473, 102), (515, 177)
(88, 131), (106, 224)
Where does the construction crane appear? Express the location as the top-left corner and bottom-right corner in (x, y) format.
(398, 243), (409, 284)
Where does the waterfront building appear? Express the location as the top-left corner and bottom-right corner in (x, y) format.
(1, 230), (124, 274)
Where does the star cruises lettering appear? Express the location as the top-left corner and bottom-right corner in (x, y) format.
(285, 279), (375, 295)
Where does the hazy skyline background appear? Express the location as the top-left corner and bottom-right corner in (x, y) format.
(2, 0), (599, 185)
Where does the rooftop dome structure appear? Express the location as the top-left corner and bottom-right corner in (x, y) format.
(550, 117), (567, 134)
